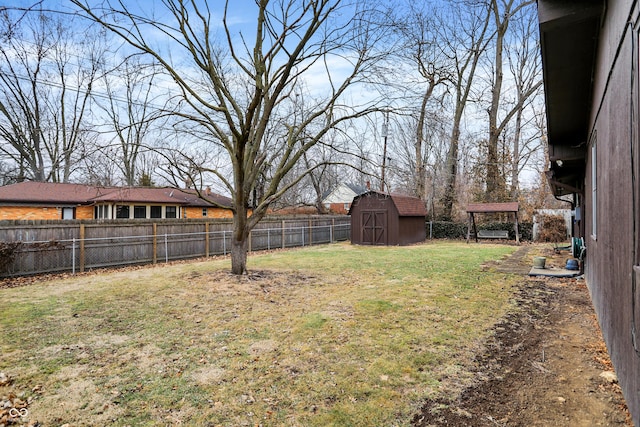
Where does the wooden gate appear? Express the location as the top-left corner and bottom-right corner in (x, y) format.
(361, 211), (387, 245)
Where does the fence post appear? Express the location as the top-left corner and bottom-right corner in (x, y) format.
(205, 222), (210, 257)
(165, 233), (168, 263)
(331, 219), (335, 243)
(153, 223), (158, 264)
(282, 220), (285, 249)
(72, 238), (76, 275)
(302, 226), (305, 246)
(79, 224), (85, 273)
(309, 219), (313, 246)
(267, 228), (271, 250)
(223, 230), (227, 255)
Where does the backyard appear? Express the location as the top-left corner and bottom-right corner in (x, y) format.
(0, 241), (631, 426)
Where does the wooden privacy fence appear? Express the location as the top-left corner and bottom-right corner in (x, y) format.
(0, 216), (351, 277)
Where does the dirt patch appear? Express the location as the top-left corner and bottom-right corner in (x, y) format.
(412, 253), (632, 426)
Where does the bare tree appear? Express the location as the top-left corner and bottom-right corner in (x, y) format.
(96, 57), (164, 186)
(506, 3), (543, 198)
(73, 0), (388, 274)
(484, 0), (540, 201)
(392, 1), (450, 202)
(0, 8), (103, 182)
(439, 0), (492, 220)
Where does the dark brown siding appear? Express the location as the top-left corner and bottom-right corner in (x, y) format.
(584, 2), (640, 423)
(350, 193), (392, 245)
(350, 191), (426, 246)
(397, 216), (427, 245)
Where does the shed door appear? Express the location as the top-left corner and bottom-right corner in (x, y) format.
(361, 210), (387, 245)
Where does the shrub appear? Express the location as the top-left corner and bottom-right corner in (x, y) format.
(426, 221), (533, 241)
(0, 242), (22, 273)
(428, 221), (468, 239)
(536, 215), (567, 242)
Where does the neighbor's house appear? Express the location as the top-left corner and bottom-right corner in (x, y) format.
(538, 1), (640, 423)
(0, 182), (234, 220)
(321, 182), (368, 214)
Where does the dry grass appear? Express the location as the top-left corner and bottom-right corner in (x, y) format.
(0, 241), (519, 426)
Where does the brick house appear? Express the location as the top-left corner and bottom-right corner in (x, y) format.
(0, 182), (233, 220)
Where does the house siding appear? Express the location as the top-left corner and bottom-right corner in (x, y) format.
(584, 2), (640, 423)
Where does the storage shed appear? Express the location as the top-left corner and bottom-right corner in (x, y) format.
(348, 191), (427, 245)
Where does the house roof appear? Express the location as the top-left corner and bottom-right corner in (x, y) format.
(321, 182), (368, 203)
(538, 0), (603, 196)
(466, 202), (519, 213)
(0, 182), (233, 208)
(344, 183), (368, 195)
(349, 191), (427, 217)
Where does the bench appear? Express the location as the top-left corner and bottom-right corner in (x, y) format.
(477, 229), (509, 239)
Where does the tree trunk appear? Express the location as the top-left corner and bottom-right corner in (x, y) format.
(415, 87), (433, 201)
(441, 125), (460, 221)
(231, 233), (248, 275)
(486, 14), (506, 201)
(231, 208), (249, 275)
(510, 105), (523, 199)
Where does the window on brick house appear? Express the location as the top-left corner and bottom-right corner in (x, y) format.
(62, 207), (75, 220)
(116, 205), (130, 219)
(134, 205), (146, 218)
(150, 206), (162, 218)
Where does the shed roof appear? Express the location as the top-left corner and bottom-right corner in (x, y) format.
(349, 191), (427, 217)
(466, 202), (519, 213)
(389, 193), (427, 216)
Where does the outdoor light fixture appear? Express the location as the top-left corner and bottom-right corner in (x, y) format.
(556, 159), (564, 167)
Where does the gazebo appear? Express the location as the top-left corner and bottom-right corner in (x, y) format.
(466, 202), (520, 244)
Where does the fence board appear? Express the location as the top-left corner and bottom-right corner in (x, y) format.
(0, 216), (350, 277)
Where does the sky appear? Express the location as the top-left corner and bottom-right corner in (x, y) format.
(1, 0), (546, 190)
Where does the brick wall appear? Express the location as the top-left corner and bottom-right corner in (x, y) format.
(76, 206), (93, 220)
(1, 205), (233, 220)
(328, 203), (351, 214)
(0, 205), (94, 220)
(0, 206), (62, 220)
(184, 206), (233, 219)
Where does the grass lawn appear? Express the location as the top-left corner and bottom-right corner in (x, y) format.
(0, 241), (519, 426)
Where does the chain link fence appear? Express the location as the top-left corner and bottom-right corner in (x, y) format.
(0, 216), (350, 277)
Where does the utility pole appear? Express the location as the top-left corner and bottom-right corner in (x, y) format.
(380, 111), (389, 192)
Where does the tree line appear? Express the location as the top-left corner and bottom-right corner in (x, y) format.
(0, 0), (546, 273)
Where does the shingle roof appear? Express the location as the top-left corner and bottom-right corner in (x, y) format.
(0, 182), (102, 204)
(466, 202), (519, 213)
(0, 182), (233, 208)
(349, 191), (427, 217)
(389, 193), (428, 216)
(321, 182), (369, 202)
(345, 183), (368, 195)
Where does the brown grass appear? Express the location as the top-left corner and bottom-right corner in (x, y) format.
(0, 241), (519, 426)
